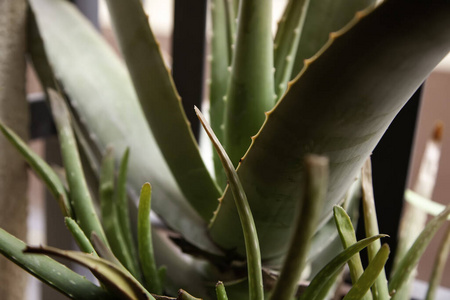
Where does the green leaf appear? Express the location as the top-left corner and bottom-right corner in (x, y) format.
(273, 0), (310, 99)
(361, 160), (389, 300)
(0, 121), (72, 218)
(99, 147), (140, 278)
(209, 0), (450, 260)
(65, 217), (97, 256)
(215, 281), (229, 300)
(138, 183), (163, 294)
(25, 245), (154, 300)
(223, 0), (275, 166)
(270, 155), (328, 300)
(28, 0), (222, 256)
(48, 88), (108, 246)
(0, 228), (111, 299)
(299, 234), (386, 300)
(425, 224), (450, 300)
(196, 107), (263, 300)
(333, 206), (372, 300)
(104, 0), (221, 221)
(343, 244), (390, 300)
(389, 204), (450, 297)
(177, 290), (202, 300)
(290, 0), (376, 79)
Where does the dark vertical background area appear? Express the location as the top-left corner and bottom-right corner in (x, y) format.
(357, 88), (422, 277)
(172, 0), (208, 140)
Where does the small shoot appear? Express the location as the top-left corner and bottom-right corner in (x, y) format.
(195, 106), (264, 300)
(215, 281), (229, 300)
(333, 206), (372, 300)
(25, 245), (154, 300)
(343, 244), (390, 300)
(270, 154), (329, 300)
(65, 217), (97, 256)
(138, 183), (163, 294)
(298, 234), (387, 300)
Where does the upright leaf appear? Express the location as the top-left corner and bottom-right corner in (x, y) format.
(223, 0), (275, 166)
(209, 0), (450, 260)
(104, 0), (221, 221)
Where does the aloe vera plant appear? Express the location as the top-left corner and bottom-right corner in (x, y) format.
(1, 0), (450, 299)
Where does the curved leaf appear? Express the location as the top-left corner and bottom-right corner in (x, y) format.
(209, 0), (450, 260)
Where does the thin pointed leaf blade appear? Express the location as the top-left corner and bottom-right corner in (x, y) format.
(0, 228), (110, 299)
(104, 0), (221, 221)
(25, 245), (154, 300)
(209, 0), (450, 260)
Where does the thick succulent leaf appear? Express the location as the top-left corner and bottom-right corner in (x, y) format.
(65, 217), (97, 256)
(0, 121), (72, 217)
(223, 0), (275, 166)
(48, 89), (109, 246)
(28, 0), (222, 255)
(273, 0), (310, 99)
(343, 244), (390, 300)
(209, 0), (234, 188)
(270, 155), (328, 300)
(25, 245), (154, 300)
(209, 0), (450, 260)
(290, 0), (376, 79)
(196, 107), (263, 300)
(104, 0), (221, 221)
(389, 204), (450, 297)
(298, 234), (386, 300)
(215, 281), (229, 300)
(0, 228), (111, 300)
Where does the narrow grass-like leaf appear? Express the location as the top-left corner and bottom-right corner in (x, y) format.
(0, 121), (72, 217)
(404, 190), (450, 219)
(299, 234), (386, 300)
(104, 0), (221, 221)
(270, 155), (328, 300)
(273, 0), (310, 99)
(138, 183), (163, 294)
(0, 228), (110, 299)
(196, 107), (263, 300)
(116, 148), (139, 270)
(333, 206), (372, 300)
(209, 0), (450, 260)
(361, 160), (389, 300)
(29, 0), (222, 256)
(65, 217), (97, 256)
(223, 0), (275, 166)
(25, 245), (154, 300)
(425, 223), (450, 300)
(389, 204), (450, 296)
(215, 281), (228, 300)
(48, 88), (108, 246)
(343, 244), (390, 300)
(99, 147), (140, 278)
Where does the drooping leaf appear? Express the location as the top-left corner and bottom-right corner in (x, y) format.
(223, 0), (275, 166)
(270, 155), (328, 300)
(209, 0), (450, 260)
(0, 228), (111, 299)
(25, 245), (154, 300)
(343, 244), (390, 300)
(298, 234), (387, 300)
(196, 107), (263, 300)
(28, 0), (222, 256)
